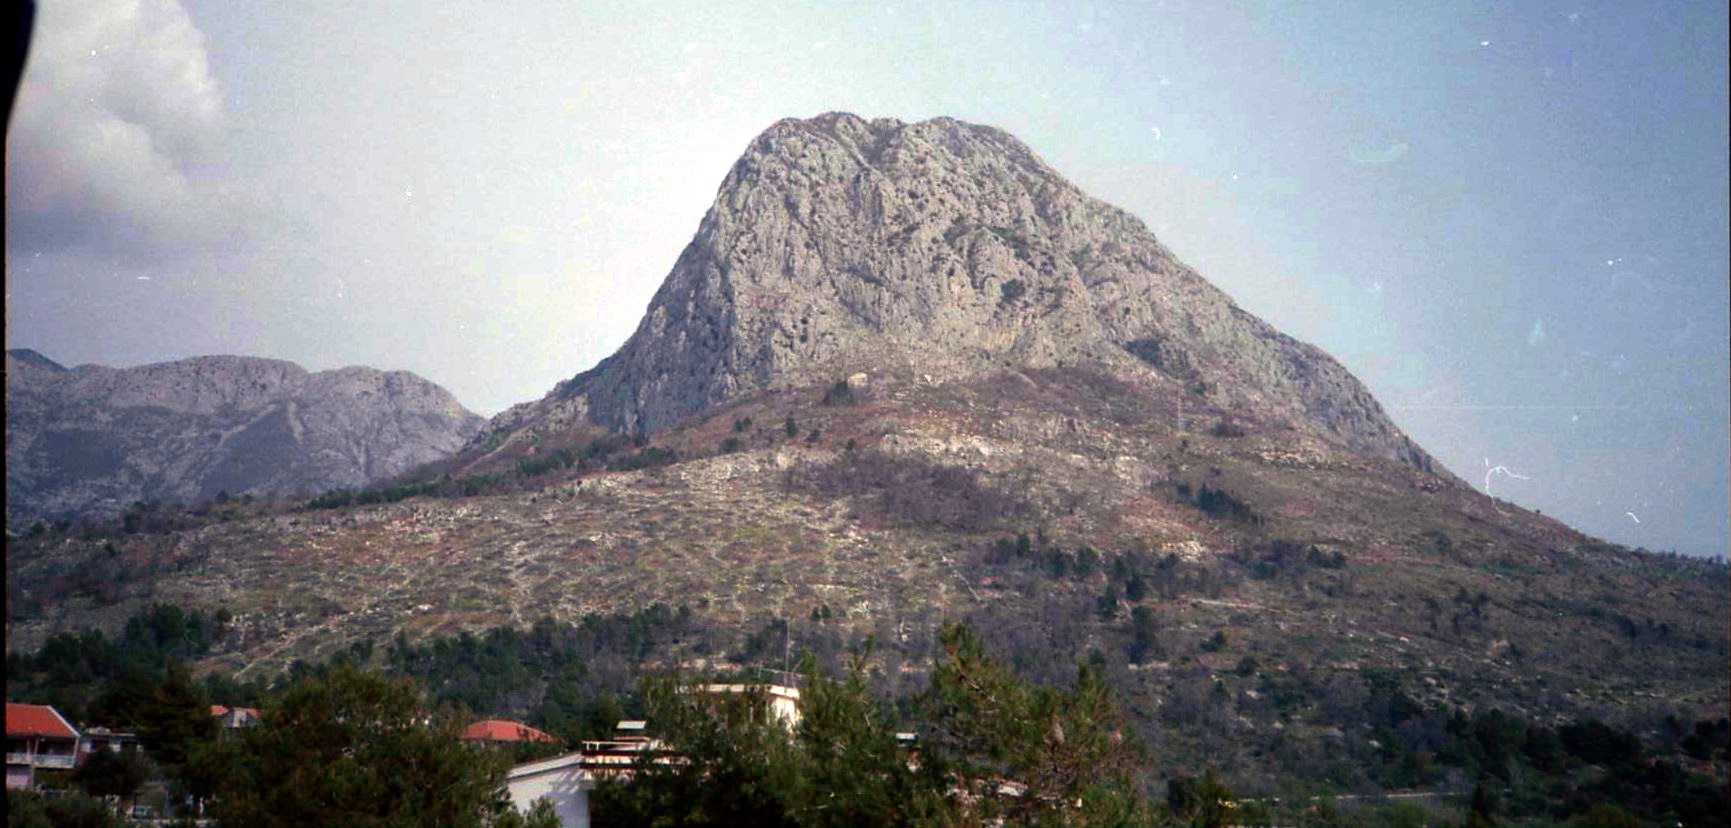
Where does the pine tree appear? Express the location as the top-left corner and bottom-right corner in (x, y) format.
(200, 663), (513, 828)
(925, 621), (1151, 825)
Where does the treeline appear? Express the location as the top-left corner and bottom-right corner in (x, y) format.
(10, 602), (761, 746)
(382, 603), (710, 741)
(10, 597), (1731, 826)
(8, 604), (244, 724)
(1365, 698), (1729, 826)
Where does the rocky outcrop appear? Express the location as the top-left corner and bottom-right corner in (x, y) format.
(5, 351), (484, 527)
(483, 113), (1432, 470)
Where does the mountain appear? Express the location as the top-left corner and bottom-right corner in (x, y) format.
(6, 116), (1724, 770)
(479, 113), (1432, 472)
(5, 351), (485, 527)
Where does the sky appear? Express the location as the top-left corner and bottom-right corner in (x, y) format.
(6, 1), (1727, 558)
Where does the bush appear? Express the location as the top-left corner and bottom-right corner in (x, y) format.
(999, 279), (1027, 303)
(797, 452), (1025, 532)
(7, 789), (124, 828)
(821, 380), (855, 406)
(1209, 419), (1246, 438)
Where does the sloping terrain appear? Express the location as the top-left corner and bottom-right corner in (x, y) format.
(5, 350), (484, 528)
(5, 115), (1725, 786)
(8, 368), (1724, 724)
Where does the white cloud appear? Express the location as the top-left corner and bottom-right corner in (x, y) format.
(5, 0), (238, 259)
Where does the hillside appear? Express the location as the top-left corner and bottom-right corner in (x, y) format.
(5, 351), (485, 528)
(5, 115), (1725, 787)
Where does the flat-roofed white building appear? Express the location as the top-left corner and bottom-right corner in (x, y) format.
(506, 752), (593, 828)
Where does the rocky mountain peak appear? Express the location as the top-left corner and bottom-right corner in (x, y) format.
(487, 114), (1433, 471)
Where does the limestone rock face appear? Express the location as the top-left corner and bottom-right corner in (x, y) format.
(5, 351), (485, 526)
(486, 113), (1432, 469)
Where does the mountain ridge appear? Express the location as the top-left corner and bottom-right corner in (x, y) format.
(5, 350), (485, 527)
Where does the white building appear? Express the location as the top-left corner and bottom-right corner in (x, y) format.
(506, 751), (593, 828)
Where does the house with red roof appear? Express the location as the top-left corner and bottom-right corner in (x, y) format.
(7, 702), (81, 789)
(461, 719), (558, 746)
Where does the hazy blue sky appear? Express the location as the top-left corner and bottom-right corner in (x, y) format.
(7, 1), (1726, 557)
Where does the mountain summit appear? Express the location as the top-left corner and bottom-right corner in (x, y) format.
(485, 113), (1431, 470)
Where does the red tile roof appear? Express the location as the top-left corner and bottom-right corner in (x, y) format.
(6, 703), (79, 740)
(461, 719), (557, 743)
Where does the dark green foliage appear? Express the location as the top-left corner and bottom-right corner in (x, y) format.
(1075, 545), (1099, 577)
(1124, 568), (1148, 601)
(6, 789), (124, 828)
(495, 798), (563, 828)
(1129, 606), (1161, 663)
(1560, 719), (1644, 768)
(733, 416), (753, 432)
(73, 746), (147, 801)
(518, 449), (577, 478)
(592, 671), (801, 827)
(7, 603), (247, 725)
(1238, 539), (1345, 580)
(10, 599), (1728, 826)
(738, 617), (790, 664)
(1123, 337), (1185, 373)
(196, 663), (512, 828)
(386, 606), (694, 737)
(1573, 803), (1642, 828)
(790, 651), (950, 827)
(1208, 419), (1246, 438)
(1681, 717), (1729, 760)
(821, 379), (855, 406)
(611, 445), (680, 471)
(596, 624), (1151, 827)
(98, 661), (216, 771)
(1096, 582), (1122, 620)
(1187, 484), (1259, 523)
(785, 415), (799, 437)
(1167, 767), (1234, 828)
(720, 436), (743, 454)
(1000, 279), (1027, 303)
(305, 434), (641, 511)
(925, 622), (1151, 825)
(798, 451), (1025, 531)
(120, 499), (193, 534)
